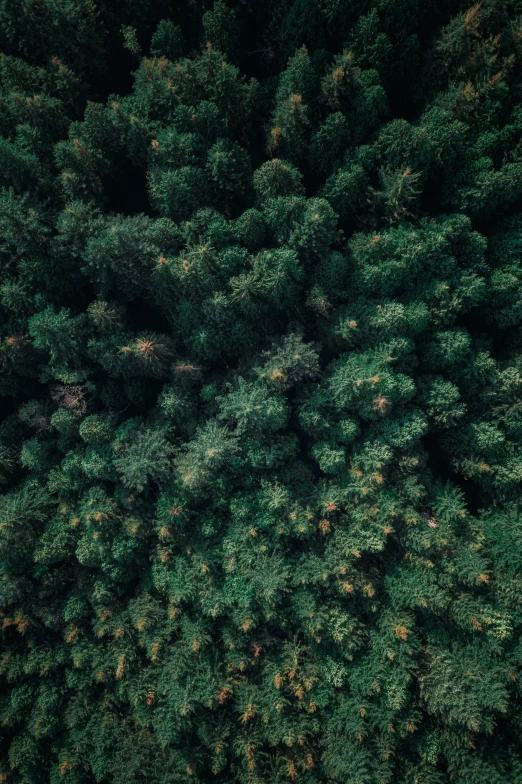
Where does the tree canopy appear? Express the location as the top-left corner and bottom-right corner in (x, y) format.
(2, 1), (522, 782)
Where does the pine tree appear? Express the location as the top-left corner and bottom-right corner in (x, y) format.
(2, 2), (522, 782)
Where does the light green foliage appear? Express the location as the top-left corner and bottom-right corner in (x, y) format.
(112, 421), (174, 492)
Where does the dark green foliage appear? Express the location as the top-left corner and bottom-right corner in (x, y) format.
(150, 20), (183, 62)
(202, 1), (240, 60)
(2, 2), (522, 783)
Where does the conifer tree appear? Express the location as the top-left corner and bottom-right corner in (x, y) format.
(2, 2), (522, 783)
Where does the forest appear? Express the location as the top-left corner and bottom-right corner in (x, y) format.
(1, 0), (522, 781)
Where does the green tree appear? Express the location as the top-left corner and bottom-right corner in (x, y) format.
(2, 2), (522, 782)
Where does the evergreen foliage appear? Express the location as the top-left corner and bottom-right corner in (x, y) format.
(1, 1), (522, 782)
